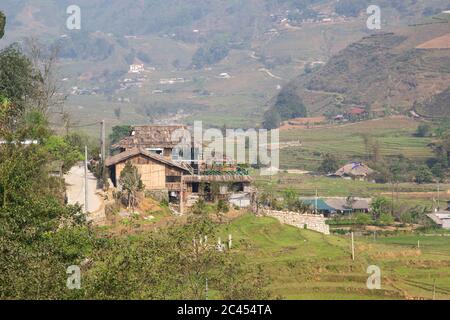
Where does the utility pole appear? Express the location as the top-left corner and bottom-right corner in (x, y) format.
(205, 278), (208, 300)
(391, 182), (395, 215)
(101, 120), (106, 163)
(315, 189), (318, 214)
(437, 182), (440, 211)
(433, 279), (436, 300)
(351, 232), (355, 261)
(84, 146), (89, 213)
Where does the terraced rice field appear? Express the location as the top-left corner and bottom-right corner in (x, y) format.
(280, 117), (434, 170)
(220, 215), (450, 300)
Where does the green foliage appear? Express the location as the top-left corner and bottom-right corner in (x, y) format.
(266, 88), (307, 129)
(415, 165), (434, 184)
(54, 32), (115, 61)
(119, 161), (144, 210)
(335, 0), (368, 17)
(379, 213), (395, 225)
(0, 11), (5, 39)
(65, 131), (100, 159)
(109, 125), (131, 147)
(415, 124), (431, 137)
(43, 135), (83, 173)
(318, 153), (340, 174)
(216, 199), (230, 214)
(273, 89), (307, 121)
(355, 213), (372, 225)
(191, 198), (210, 215)
(281, 188), (310, 213)
(370, 196), (391, 220)
(192, 43), (230, 69)
(262, 109), (281, 130)
(0, 45), (36, 111)
(82, 214), (270, 299)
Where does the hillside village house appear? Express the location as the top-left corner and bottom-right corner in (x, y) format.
(300, 197), (371, 217)
(427, 201), (450, 230)
(107, 125), (253, 213)
(329, 162), (375, 181)
(129, 63), (145, 74)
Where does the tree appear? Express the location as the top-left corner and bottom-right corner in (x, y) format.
(318, 154), (340, 174)
(415, 165), (434, 184)
(415, 124), (431, 137)
(83, 214), (271, 299)
(0, 11), (5, 40)
(119, 161), (144, 211)
(370, 197), (390, 220)
(379, 213), (394, 225)
(262, 109), (281, 130)
(356, 213), (372, 225)
(0, 45), (36, 116)
(273, 89), (307, 120)
(114, 107), (121, 119)
(43, 135), (83, 173)
(109, 125), (131, 146)
(216, 199), (229, 214)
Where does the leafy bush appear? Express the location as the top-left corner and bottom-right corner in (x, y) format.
(355, 213), (373, 225)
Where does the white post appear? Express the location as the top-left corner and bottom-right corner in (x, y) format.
(433, 279), (436, 300)
(228, 234), (232, 249)
(205, 278), (208, 300)
(84, 146), (89, 213)
(101, 120), (106, 162)
(315, 189), (318, 214)
(437, 182), (440, 210)
(351, 232), (355, 261)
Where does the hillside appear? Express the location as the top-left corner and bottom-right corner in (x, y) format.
(416, 86), (450, 118)
(1, 1), (449, 130)
(223, 214), (450, 300)
(275, 17), (450, 117)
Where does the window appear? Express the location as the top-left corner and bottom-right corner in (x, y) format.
(166, 176), (181, 183)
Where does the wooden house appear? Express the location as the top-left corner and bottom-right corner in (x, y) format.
(105, 147), (191, 192)
(112, 125), (191, 160)
(107, 125), (254, 214)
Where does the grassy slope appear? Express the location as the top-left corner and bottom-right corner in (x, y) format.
(279, 117), (434, 170)
(221, 214), (450, 299)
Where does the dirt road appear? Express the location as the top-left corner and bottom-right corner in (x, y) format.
(65, 164), (103, 217)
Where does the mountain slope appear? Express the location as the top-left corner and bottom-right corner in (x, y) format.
(275, 17), (450, 117)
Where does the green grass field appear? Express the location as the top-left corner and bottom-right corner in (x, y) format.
(254, 172), (449, 201)
(280, 117), (434, 170)
(220, 215), (450, 300)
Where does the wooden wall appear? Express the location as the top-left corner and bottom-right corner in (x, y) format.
(115, 155), (167, 190)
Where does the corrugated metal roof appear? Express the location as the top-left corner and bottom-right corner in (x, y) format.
(300, 199), (335, 211)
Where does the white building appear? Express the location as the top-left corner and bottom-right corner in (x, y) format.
(129, 64), (145, 74)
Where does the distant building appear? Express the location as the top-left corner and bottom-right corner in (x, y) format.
(300, 197), (371, 216)
(427, 201), (450, 229)
(347, 107), (367, 117)
(108, 125), (253, 214)
(129, 64), (144, 74)
(329, 162), (375, 181)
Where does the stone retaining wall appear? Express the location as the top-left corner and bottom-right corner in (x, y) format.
(264, 210), (330, 235)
